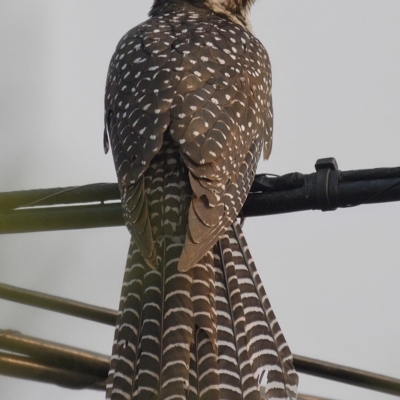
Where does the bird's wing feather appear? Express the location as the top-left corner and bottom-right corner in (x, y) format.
(105, 14), (272, 271)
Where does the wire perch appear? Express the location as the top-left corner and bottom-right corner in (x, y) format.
(1, 158), (400, 234)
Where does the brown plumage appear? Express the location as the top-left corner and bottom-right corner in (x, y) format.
(104, 1), (298, 399)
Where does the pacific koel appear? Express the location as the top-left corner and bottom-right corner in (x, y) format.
(104, 1), (298, 399)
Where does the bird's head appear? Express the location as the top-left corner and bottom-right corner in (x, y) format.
(204, 0), (255, 29)
(151, 0), (256, 30)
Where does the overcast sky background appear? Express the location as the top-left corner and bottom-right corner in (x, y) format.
(1, 1), (399, 399)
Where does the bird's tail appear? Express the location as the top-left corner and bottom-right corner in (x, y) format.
(106, 221), (298, 400)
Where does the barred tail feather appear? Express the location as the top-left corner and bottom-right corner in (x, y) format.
(106, 240), (144, 400)
(107, 222), (298, 400)
(214, 240), (259, 400)
(231, 221), (299, 399)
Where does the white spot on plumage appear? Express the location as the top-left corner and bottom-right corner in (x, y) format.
(143, 103), (151, 111)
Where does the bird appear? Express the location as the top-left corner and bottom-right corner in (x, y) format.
(104, 1), (298, 399)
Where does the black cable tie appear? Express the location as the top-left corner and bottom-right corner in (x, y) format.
(315, 158), (339, 211)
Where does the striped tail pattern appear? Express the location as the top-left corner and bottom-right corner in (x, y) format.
(106, 144), (298, 400)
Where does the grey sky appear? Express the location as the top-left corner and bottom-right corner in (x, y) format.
(1, 1), (399, 399)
